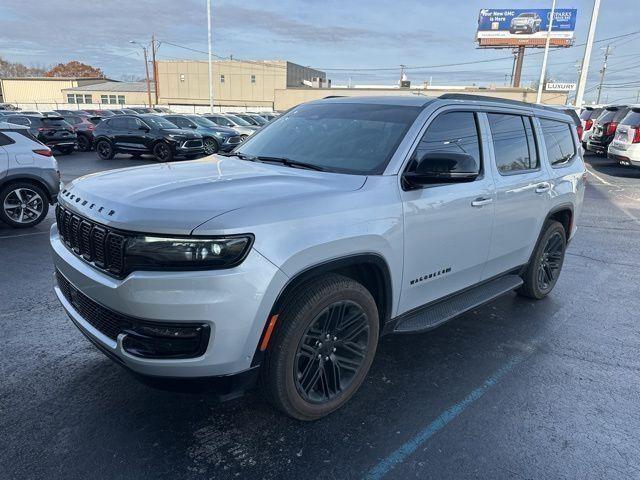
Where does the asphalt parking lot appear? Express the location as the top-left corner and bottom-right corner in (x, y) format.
(1, 151), (639, 480)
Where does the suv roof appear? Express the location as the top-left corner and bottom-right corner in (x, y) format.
(315, 96), (434, 107)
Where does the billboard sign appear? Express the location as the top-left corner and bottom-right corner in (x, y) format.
(477, 8), (577, 48)
(546, 82), (577, 91)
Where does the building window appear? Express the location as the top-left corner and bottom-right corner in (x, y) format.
(101, 95), (108, 104)
(68, 93), (91, 104)
(117, 95), (125, 104)
(84, 94), (92, 104)
(67, 94), (76, 104)
(251, 75), (256, 84)
(108, 95), (117, 104)
(179, 74), (185, 82)
(220, 74), (225, 83)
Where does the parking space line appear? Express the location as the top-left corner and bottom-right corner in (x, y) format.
(364, 335), (544, 480)
(585, 166), (614, 186)
(0, 231), (49, 240)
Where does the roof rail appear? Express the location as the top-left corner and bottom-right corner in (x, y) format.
(439, 93), (578, 123)
(323, 95), (346, 99)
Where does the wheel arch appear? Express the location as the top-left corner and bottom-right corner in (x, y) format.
(0, 174), (55, 203)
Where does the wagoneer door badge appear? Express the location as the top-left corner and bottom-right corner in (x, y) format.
(410, 267), (452, 286)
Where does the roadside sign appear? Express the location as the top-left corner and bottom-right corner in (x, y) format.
(546, 82), (577, 91)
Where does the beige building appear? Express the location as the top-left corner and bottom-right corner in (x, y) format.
(62, 81), (154, 106)
(157, 59), (325, 108)
(0, 77), (107, 104)
(275, 86), (569, 111)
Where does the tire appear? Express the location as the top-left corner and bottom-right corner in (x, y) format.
(203, 137), (219, 155)
(130, 153), (143, 159)
(261, 274), (379, 420)
(57, 146), (74, 155)
(0, 182), (49, 228)
(517, 220), (567, 299)
(153, 142), (173, 162)
(96, 140), (115, 160)
(77, 135), (92, 152)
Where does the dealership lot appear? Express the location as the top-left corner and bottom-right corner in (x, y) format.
(1, 152), (640, 479)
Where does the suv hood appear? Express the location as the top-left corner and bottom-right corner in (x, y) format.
(161, 128), (201, 139)
(59, 157), (366, 235)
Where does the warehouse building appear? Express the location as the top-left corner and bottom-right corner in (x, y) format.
(0, 77), (108, 105)
(157, 59), (325, 108)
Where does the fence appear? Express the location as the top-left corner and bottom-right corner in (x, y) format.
(7, 102), (275, 114)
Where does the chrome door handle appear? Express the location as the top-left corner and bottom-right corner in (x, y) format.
(535, 182), (551, 194)
(471, 197), (493, 207)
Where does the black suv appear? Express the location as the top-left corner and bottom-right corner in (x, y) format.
(4, 114), (77, 154)
(61, 114), (102, 151)
(93, 114), (204, 162)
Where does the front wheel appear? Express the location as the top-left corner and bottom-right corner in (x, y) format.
(96, 140), (115, 160)
(203, 137), (219, 155)
(153, 142), (173, 162)
(518, 220), (567, 299)
(261, 274), (379, 420)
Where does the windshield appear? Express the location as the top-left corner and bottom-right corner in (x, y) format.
(236, 115), (259, 125)
(143, 116), (180, 129)
(580, 108), (602, 120)
(235, 103), (421, 175)
(621, 109), (640, 126)
(225, 114), (251, 126)
(249, 115), (267, 125)
(189, 115), (217, 128)
(597, 109), (618, 124)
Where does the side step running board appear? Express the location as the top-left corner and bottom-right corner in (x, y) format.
(394, 274), (523, 333)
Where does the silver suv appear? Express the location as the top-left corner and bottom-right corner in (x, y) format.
(0, 122), (60, 228)
(51, 95), (585, 419)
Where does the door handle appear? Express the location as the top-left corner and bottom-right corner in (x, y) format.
(535, 182), (551, 194)
(471, 197), (493, 207)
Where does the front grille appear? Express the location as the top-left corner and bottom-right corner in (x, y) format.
(56, 270), (132, 341)
(227, 136), (242, 145)
(56, 205), (125, 276)
(183, 139), (203, 148)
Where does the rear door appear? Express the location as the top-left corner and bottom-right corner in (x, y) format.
(481, 111), (551, 279)
(398, 109), (495, 313)
(0, 132), (11, 179)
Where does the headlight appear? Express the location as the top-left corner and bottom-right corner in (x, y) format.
(125, 234), (254, 271)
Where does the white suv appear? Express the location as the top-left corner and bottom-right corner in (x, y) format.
(608, 106), (640, 167)
(51, 95), (585, 419)
(0, 122), (60, 228)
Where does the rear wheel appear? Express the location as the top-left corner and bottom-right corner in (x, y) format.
(153, 142), (173, 162)
(203, 137), (219, 155)
(96, 140), (115, 160)
(57, 146), (74, 155)
(0, 182), (49, 228)
(261, 274), (379, 420)
(518, 220), (567, 299)
(77, 135), (91, 152)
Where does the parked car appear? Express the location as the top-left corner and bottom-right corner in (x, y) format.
(82, 109), (115, 117)
(4, 114), (77, 155)
(258, 112), (278, 121)
(130, 107), (154, 114)
(107, 109), (126, 115)
(18, 111), (43, 116)
(120, 108), (139, 115)
(163, 114), (243, 154)
(61, 114), (102, 151)
(233, 113), (266, 126)
(579, 106), (603, 149)
(152, 107), (172, 114)
(509, 12), (542, 34)
(607, 106), (640, 167)
(202, 113), (259, 137)
(54, 109), (92, 116)
(0, 122), (60, 228)
(93, 114), (204, 162)
(586, 105), (630, 155)
(51, 95), (584, 419)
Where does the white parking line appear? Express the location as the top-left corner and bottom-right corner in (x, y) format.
(0, 231), (49, 240)
(585, 166), (614, 186)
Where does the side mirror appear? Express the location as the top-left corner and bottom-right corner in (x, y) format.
(189, 124), (197, 129)
(403, 152), (479, 187)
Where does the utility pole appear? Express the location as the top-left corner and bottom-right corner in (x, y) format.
(596, 44), (611, 104)
(399, 64), (406, 86)
(575, 0), (601, 107)
(151, 33), (159, 105)
(129, 40), (152, 107)
(510, 49), (518, 87)
(207, 0), (214, 114)
(513, 46), (525, 87)
(536, 0), (557, 104)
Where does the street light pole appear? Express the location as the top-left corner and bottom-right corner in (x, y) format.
(207, 0), (214, 114)
(536, 0), (557, 104)
(575, 0), (601, 107)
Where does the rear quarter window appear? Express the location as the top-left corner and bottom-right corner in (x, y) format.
(621, 110), (640, 126)
(539, 119), (576, 167)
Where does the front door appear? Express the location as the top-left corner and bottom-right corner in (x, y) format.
(481, 112), (551, 280)
(398, 110), (495, 315)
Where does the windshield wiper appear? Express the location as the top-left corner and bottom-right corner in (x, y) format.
(217, 152), (258, 161)
(252, 156), (326, 171)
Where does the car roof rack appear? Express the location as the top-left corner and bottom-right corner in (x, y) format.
(439, 93), (579, 124)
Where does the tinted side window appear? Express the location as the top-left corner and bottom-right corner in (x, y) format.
(621, 109), (640, 126)
(539, 118), (576, 167)
(613, 108), (630, 122)
(109, 117), (128, 129)
(125, 117), (141, 130)
(0, 132), (14, 146)
(411, 111), (481, 172)
(7, 116), (29, 126)
(487, 113), (537, 174)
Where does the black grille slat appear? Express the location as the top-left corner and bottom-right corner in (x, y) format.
(56, 270), (133, 340)
(55, 205), (126, 277)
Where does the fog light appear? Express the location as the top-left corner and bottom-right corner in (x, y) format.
(122, 323), (210, 359)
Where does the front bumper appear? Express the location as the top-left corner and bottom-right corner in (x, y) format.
(51, 223), (288, 378)
(174, 139), (204, 155)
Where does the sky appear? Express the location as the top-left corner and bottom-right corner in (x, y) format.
(1, 0), (638, 104)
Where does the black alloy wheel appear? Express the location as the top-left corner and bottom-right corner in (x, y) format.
(77, 135), (91, 152)
(153, 142), (173, 162)
(96, 140), (114, 160)
(537, 231), (564, 292)
(294, 300), (370, 404)
(203, 137), (219, 155)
